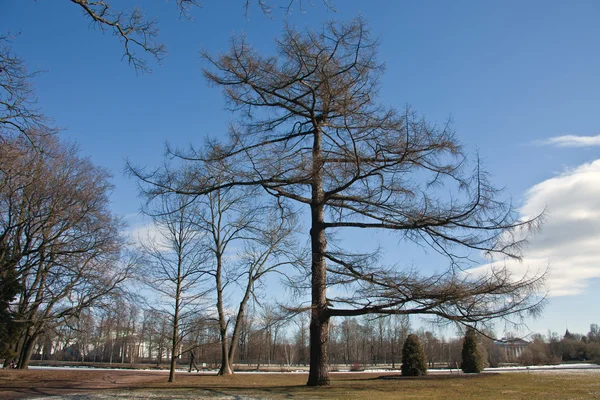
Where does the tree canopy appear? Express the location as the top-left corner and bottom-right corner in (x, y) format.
(0, 132), (132, 368)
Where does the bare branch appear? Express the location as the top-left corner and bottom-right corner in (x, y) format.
(0, 36), (55, 143)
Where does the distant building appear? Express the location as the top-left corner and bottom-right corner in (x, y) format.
(494, 338), (530, 360)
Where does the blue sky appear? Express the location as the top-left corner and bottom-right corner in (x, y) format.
(3, 0), (600, 337)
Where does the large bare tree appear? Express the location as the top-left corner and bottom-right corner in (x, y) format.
(133, 18), (545, 385)
(0, 133), (131, 368)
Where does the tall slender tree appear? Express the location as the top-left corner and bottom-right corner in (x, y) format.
(132, 18), (545, 385)
(182, 166), (296, 375)
(140, 193), (208, 382)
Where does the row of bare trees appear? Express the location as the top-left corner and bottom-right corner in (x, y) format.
(32, 299), (600, 370)
(11, 298), (457, 369)
(24, 298), (298, 368)
(26, 296), (600, 370)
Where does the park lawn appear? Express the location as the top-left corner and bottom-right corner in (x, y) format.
(1, 370), (600, 399)
(164, 372), (600, 399)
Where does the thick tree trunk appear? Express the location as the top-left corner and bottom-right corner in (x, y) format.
(218, 336), (233, 375)
(307, 305), (330, 385)
(307, 125), (330, 386)
(307, 205), (330, 385)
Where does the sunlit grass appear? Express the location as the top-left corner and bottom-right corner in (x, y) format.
(163, 372), (600, 399)
(2, 370), (600, 399)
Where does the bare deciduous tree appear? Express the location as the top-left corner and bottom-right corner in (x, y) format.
(0, 133), (131, 369)
(140, 193), (208, 382)
(223, 211), (295, 374)
(186, 169), (296, 375)
(133, 18), (545, 385)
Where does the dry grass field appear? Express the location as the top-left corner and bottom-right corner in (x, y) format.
(1, 369), (599, 399)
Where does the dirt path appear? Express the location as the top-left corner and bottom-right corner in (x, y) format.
(0, 369), (255, 399)
(0, 368), (306, 399)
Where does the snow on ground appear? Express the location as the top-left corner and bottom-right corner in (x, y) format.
(486, 363), (600, 373)
(30, 363), (600, 374)
(28, 390), (260, 400)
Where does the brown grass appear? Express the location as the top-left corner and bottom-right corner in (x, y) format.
(1, 369), (600, 399)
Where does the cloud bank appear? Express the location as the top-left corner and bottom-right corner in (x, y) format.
(542, 134), (600, 148)
(473, 159), (600, 297)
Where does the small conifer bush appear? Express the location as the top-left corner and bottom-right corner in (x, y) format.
(461, 328), (485, 373)
(401, 334), (428, 376)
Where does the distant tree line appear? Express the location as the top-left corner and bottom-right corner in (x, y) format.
(518, 326), (600, 366)
(14, 291), (600, 371)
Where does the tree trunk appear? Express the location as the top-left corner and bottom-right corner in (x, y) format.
(216, 252), (233, 375)
(169, 352), (177, 382)
(227, 287), (252, 373)
(168, 305), (179, 382)
(121, 338), (126, 364)
(307, 126), (330, 386)
(218, 334), (233, 375)
(18, 333), (37, 369)
(110, 339), (114, 365)
(307, 307), (329, 385)
(391, 336), (396, 369)
(169, 264), (183, 383)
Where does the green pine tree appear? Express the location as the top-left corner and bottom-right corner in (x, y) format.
(401, 334), (428, 376)
(461, 328), (485, 373)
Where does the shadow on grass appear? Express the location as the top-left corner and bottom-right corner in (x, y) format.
(378, 373), (498, 381)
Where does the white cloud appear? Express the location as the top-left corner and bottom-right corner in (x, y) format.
(542, 134), (600, 148)
(125, 219), (170, 250)
(471, 160), (600, 297)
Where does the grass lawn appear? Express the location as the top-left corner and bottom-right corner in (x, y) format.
(188, 371), (600, 399)
(1, 369), (600, 399)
